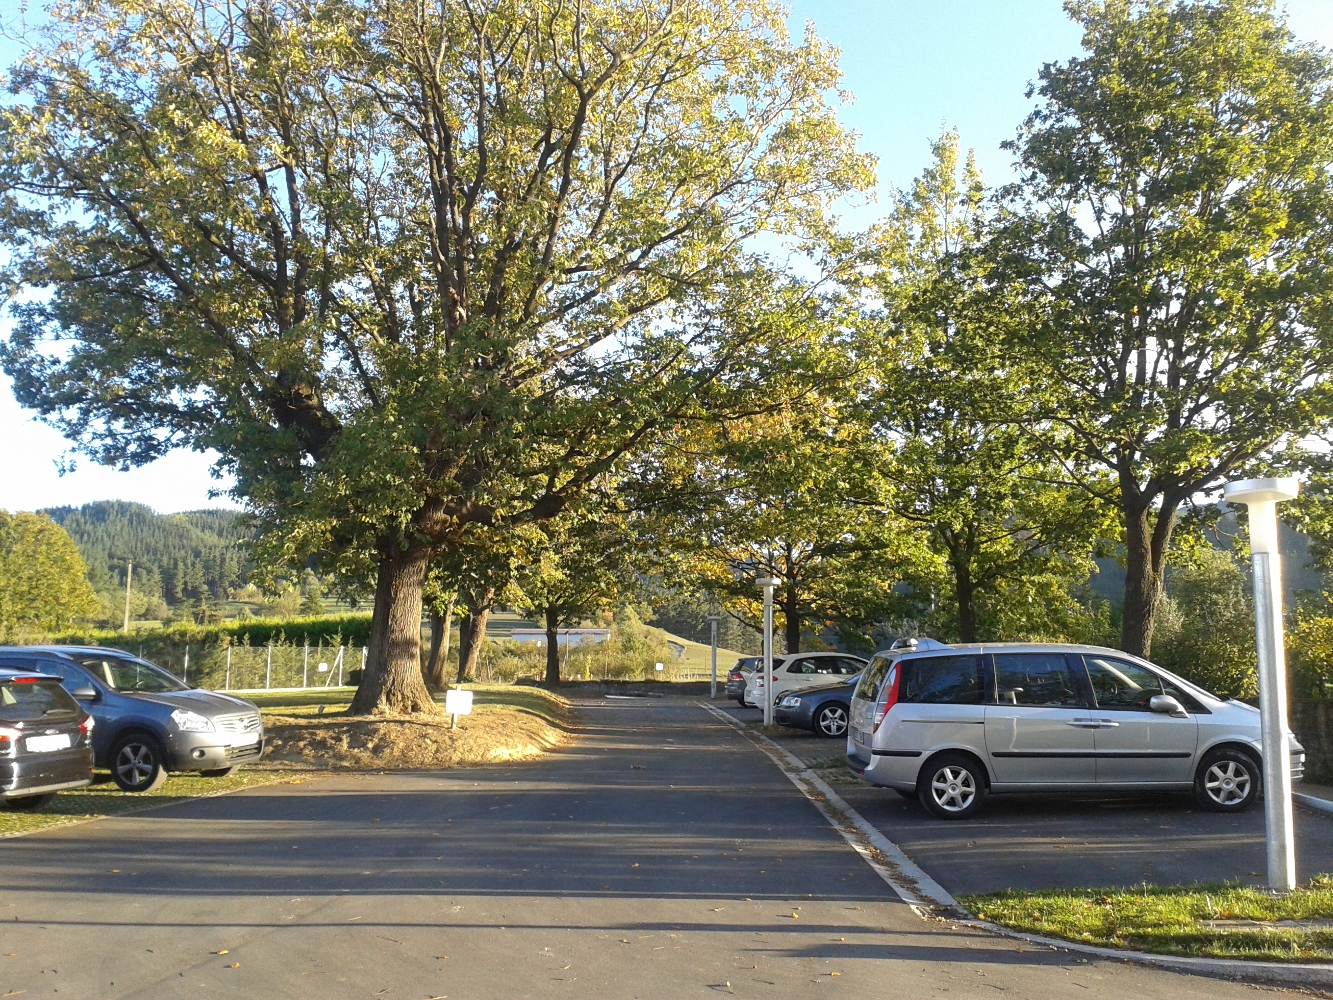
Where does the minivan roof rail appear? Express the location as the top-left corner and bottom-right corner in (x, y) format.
(888, 636), (947, 651)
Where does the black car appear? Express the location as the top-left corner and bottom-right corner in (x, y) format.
(725, 657), (762, 706)
(774, 674), (859, 738)
(0, 669), (94, 809)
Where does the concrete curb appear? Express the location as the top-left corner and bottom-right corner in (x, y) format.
(1295, 791), (1333, 817)
(698, 701), (1333, 989)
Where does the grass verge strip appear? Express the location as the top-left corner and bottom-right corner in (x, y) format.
(961, 877), (1333, 962)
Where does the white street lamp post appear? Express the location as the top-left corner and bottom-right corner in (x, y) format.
(756, 577), (781, 726)
(707, 615), (721, 700)
(1223, 477), (1300, 892)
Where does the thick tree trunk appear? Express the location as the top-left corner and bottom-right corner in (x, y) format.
(350, 541), (438, 715)
(782, 589), (801, 655)
(1119, 501), (1177, 658)
(545, 606), (561, 686)
(457, 589), (494, 683)
(953, 558), (977, 644)
(424, 594), (455, 691)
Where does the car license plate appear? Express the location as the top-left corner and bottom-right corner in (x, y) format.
(230, 732), (260, 748)
(25, 734), (71, 753)
(851, 727), (866, 747)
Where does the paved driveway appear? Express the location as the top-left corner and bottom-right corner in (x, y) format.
(719, 701), (1333, 896)
(0, 697), (1299, 999)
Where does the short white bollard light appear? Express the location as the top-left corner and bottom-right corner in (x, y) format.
(756, 577), (781, 727)
(707, 615), (722, 700)
(1223, 477), (1300, 892)
(445, 687), (473, 731)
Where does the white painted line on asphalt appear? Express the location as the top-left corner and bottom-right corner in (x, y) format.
(697, 700), (957, 917)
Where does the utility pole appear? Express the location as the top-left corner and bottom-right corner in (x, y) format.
(122, 560), (133, 633)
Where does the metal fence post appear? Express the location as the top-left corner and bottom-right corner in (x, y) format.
(225, 646), (232, 690)
(266, 644), (272, 690)
(303, 644), (309, 689)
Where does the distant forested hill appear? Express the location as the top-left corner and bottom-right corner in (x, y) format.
(43, 501), (251, 605)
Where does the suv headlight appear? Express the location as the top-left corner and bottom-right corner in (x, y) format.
(170, 709), (215, 733)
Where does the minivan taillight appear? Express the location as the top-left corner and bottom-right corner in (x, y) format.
(872, 664), (901, 733)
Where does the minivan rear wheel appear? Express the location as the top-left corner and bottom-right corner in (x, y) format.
(1195, 747), (1259, 812)
(918, 753), (987, 820)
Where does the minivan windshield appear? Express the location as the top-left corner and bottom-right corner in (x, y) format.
(76, 656), (190, 693)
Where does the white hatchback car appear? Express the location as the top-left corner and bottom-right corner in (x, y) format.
(747, 651), (867, 710)
(847, 641), (1305, 819)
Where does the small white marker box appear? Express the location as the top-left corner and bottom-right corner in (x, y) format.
(445, 689), (473, 716)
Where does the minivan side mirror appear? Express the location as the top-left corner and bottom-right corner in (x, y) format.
(70, 685), (99, 702)
(1149, 694), (1188, 718)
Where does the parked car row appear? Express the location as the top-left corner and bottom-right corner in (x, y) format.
(729, 638), (1305, 820)
(0, 645), (265, 809)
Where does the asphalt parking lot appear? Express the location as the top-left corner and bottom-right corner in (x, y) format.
(717, 699), (1333, 897)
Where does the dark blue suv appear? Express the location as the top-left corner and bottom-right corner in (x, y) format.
(0, 647), (264, 792)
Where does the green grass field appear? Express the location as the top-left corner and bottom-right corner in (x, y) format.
(963, 878), (1333, 962)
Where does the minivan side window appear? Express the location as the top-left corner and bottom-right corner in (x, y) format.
(899, 655), (984, 705)
(994, 653), (1081, 707)
(855, 655), (894, 700)
(1084, 656), (1162, 710)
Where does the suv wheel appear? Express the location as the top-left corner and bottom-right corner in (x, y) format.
(815, 703), (849, 738)
(111, 733), (169, 793)
(1195, 747), (1259, 812)
(918, 753), (987, 820)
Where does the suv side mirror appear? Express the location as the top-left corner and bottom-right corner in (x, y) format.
(70, 685), (99, 702)
(1149, 694), (1188, 718)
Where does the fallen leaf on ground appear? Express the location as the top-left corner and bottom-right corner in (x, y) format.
(215, 950), (229, 955)
(631, 863), (639, 868)
(227, 963), (240, 969)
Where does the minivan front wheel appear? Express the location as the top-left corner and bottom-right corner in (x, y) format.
(111, 733), (169, 793)
(918, 753), (987, 820)
(1195, 748), (1259, 813)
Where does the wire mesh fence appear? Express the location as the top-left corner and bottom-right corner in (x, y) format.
(138, 642), (365, 691)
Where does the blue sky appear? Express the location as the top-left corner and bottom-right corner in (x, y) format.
(3, 1), (1332, 514)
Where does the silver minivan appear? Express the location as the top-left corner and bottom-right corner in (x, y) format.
(847, 641), (1305, 819)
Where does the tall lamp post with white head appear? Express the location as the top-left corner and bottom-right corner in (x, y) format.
(707, 615), (722, 700)
(756, 577), (781, 726)
(1223, 477), (1300, 892)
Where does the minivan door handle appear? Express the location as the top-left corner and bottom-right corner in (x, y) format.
(1066, 719), (1101, 728)
(1097, 719), (1120, 728)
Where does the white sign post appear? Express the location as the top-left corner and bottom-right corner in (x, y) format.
(756, 577), (781, 727)
(1223, 477), (1300, 892)
(445, 687), (474, 731)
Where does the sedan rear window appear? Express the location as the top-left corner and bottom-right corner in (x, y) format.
(0, 680), (79, 721)
(77, 657), (188, 693)
(900, 655), (984, 705)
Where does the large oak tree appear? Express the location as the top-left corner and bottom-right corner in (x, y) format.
(0, 0), (870, 711)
